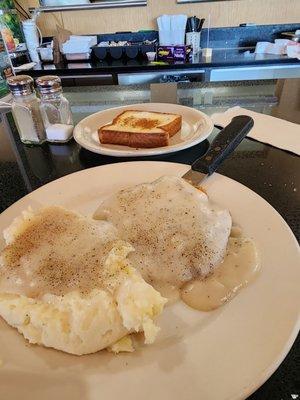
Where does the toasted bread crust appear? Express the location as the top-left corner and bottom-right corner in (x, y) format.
(160, 115), (182, 138)
(99, 130), (169, 148)
(98, 110), (182, 148)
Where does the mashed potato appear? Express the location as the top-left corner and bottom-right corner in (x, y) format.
(0, 207), (166, 355)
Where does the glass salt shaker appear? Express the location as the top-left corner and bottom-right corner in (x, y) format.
(7, 75), (46, 145)
(36, 75), (73, 143)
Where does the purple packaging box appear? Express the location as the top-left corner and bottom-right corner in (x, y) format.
(157, 45), (191, 61)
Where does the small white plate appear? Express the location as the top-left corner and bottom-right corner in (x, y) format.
(0, 162), (299, 400)
(73, 103), (214, 157)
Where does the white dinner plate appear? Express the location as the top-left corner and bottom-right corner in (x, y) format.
(73, 103), (214, 156)
(0, 162), (299, 400)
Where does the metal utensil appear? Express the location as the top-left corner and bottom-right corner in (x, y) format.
(198, 18), (205, 32)
(281, 31), (300, 42)
(183, 115), (254, 186)
(192, 16), (200, 32)
(187, 16), (200, 32)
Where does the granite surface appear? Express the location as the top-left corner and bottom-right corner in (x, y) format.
(200, 23), (300, 49)
(0, 94), (299, 399)
(44, 23), (300, 49)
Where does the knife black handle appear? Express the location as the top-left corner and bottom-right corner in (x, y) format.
(191, 115), (254, 175)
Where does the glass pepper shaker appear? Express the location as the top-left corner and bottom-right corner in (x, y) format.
(36, 75), (74, 143)
(7, 75), (46, 145)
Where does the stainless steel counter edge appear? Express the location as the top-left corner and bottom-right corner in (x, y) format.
(116, 64), (300, 84)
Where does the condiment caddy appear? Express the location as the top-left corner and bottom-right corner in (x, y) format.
(7, 74), (74, 145)
(186, 16), (205, 55)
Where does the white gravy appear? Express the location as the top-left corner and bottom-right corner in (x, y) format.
(181, 236), (259, 311)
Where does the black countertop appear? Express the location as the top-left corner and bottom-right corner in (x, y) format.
(0, 104), (299, 399)
(25, 48), (300, 77)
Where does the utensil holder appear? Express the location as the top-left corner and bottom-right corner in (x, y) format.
(186, 32), (201, 54)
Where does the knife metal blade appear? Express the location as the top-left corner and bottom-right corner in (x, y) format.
(182, 169), (208, 187)
(182, 115), (254, 186)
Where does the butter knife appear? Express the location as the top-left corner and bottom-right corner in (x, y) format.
(183, 115), (254, 186)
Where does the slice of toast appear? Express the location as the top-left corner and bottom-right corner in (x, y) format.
(98, 110), (182, 148)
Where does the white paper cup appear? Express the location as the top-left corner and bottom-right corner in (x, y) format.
(146, 52), (156, 61)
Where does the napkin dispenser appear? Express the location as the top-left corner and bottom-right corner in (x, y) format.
(157, 14), (187, 46)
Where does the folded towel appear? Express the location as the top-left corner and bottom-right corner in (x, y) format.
(211, 106), (300, 156)
(286, 43), (300, 60)
(255, 39), (300, 58)
(255, 41), (284, 55)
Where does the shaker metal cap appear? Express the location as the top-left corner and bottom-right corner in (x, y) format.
(7, 75), (34, 96)
(36, 75), (62, 94)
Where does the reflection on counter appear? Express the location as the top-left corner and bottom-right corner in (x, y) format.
(43, 64), (57, 70)
(67, 63), (92, 69)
